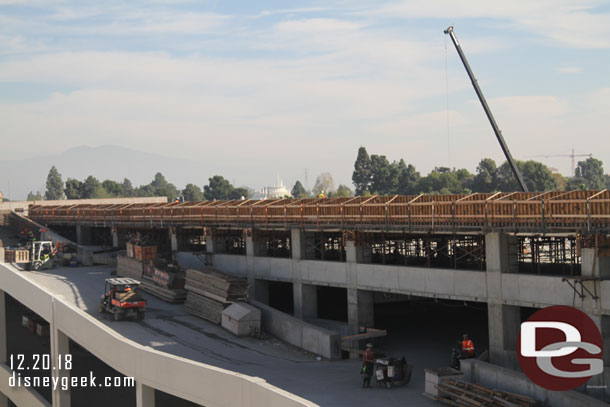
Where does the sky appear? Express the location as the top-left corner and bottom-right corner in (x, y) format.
(1, 0), (609, 192)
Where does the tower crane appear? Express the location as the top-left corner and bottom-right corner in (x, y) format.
(528, 149), (593, 176)
(444, 26), (528, 192)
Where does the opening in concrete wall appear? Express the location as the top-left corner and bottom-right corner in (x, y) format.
(5, 294), (52, 403)
(177, 227), (206, 252)
(373, 297), (489, 369)
(212, 229), (245, 255)
(356, 232), (486, 270)
(47, 224), (77, 242)
(303, 232), (345, 262)
(155, 388), (204, 406)
(517, 236), (581, 276)
(68, 337), (136, 407)
(316, 286), (347, 322)
(267, 281), (294, 315)
(252, 230), (291, 258)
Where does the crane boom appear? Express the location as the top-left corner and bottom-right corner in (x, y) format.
(444, 26), (528, 192)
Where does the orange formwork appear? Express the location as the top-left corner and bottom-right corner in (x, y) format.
(27, 190), (610, 234)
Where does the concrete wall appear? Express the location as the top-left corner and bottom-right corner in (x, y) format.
(0, 263), (318, 407)
(460, 359), (608, 407)
(251, 300), (342, 360)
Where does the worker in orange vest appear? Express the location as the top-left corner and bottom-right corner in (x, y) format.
(461, 334), (475, 359)
(361, 343), (374, 388)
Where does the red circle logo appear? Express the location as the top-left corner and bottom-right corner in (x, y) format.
(517, 305), (603, 391)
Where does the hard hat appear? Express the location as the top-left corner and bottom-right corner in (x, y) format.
(366, 343), (373, 348)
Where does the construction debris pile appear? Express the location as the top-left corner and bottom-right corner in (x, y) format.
(117, 242), (186, 303)
(184, 268), (248, 324)
(435, 379), (540, 407)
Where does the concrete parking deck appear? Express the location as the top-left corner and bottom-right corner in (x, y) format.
(2, 263), (441, 407)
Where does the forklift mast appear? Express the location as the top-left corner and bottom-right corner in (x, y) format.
(444, 26), (528, 192)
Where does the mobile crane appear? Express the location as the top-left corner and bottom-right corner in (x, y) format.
(444, 26), (528, 192)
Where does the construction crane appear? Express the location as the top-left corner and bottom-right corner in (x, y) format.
(444, 26), (528, 192)
(528, 149), (593, 176)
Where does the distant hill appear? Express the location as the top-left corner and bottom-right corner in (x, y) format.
(0, 145), (213, 200)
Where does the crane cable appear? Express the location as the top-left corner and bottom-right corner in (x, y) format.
(444, 34), (451, 169)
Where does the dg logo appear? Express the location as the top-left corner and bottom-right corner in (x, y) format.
(518, 305), (604, 391)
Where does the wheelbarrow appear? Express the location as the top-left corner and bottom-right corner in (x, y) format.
(374, 356), (413, 389)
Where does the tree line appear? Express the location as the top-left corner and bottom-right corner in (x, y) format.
(29, 148), (610, 203)
(350, 147), (610, 196)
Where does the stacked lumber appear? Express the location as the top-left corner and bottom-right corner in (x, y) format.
(117, 255), (143, 280)
(435, 379), (538, 407)
(184, 268), (248, 324)
(140, 280), (187, 304)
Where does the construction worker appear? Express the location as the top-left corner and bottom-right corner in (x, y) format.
(318, 191), (326, 199)
(461, 334), (475, 359)
(361, 343), (374, 388)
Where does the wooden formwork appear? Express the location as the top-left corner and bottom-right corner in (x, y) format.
(27, 190), (610, 233)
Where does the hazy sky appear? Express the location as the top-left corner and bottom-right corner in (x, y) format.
(1, 1), (609, 191)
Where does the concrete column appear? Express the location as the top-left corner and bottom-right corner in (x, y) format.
(485, 232), (519, 369)
(254, 280), (269, 304)
(205, 235), (215, 254)
(487, 303), (520, 370)
(75, 225), (92, 245)
(293, 282), (317, 320)
(136, 382), (155, 407)
(290, 229), (304, 260)
(170, 232), (178, 252)
(112, 230), (119, 248)
(583, 314), (610, 402)
(50, 328), (70, 407)
(347, 288), (374, 332)
(245, 235), (255, 299)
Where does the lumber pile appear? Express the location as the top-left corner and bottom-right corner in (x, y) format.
(117, 255), (143, 279)
(435, 379), (539, 407)
(140, 281), (187, 304)
(184, 268), (248, 324)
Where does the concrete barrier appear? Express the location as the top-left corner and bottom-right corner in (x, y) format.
(0, 263), (318, 407)
(251, 300), (342, 360)
(460, 359), (607, 407)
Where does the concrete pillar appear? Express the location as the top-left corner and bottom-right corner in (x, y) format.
(582, 248), (610, 279)
(76, 225), (92, 245)
(205, 235), (215, 254)
(254, 280), (270, 304)
(293, 282), (317, 320)
(487, 303), (520, 370)
(245, 236), (254, 257)
(170, 232), (178, 252)
(50, 328), (70, 407)
(290, 229), (304, 260)
(347, 288), (374, 332)
(136, 382), (155, 407)
(112, 230), (119, 248)
(485, 232), (519, 369)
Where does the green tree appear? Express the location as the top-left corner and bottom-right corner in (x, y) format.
(230, 187), (250, 200)
(182, 184), (203, 202)
(312, 172), (335, 196)
(497, 160), (557, 192)
(26, 191), (43, 201)
(472, 158), (498, 192)
(333, 184), (353, 197)
(81, 176), (101, 199)
(64, 178), (83, 199)
(101, 180), (124, 197)
(45, 166), (64, 200)
(291, 180), (308, 198)
(352, 147), (372, 195)
(369, 155), (399, 195)
(574, 158), (605, 189)
(203, 176), (234, 200)
(150, 172), (179, 201)
(416, 168), (466, 194)
(122, 178), (134, 197)
(396, 159), (420, 195)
